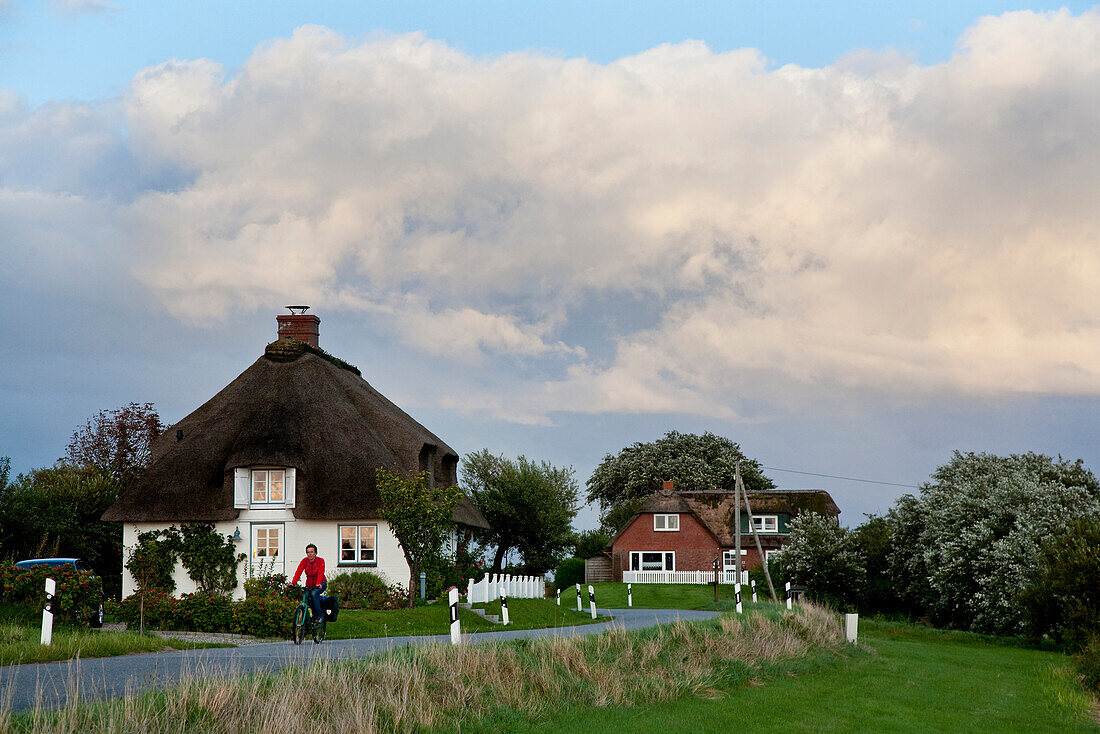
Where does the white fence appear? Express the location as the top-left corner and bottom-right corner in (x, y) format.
(466, 573), (545, 604)
(622, 569), (749, 585)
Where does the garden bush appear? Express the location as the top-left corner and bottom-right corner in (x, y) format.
(0, 563), (103, 626)
(119, 590), (178, 629)
(175, 592), (232, 632)
(1076, 634), (1100, 694)
(327, 571), (405, 609)
(230, 594), (295, 638)
(243, 572), (295, 600)
(554, 558), (585, 589)
(1020, 514), (1100, 649)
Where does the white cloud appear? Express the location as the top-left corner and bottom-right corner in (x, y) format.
(6, 11), (1100, 421)
(52, 0), (118, 15)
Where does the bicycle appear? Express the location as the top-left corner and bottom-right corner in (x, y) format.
(292, 586), (327, 645)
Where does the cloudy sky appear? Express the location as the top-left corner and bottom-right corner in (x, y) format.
(4, 1), (1100, 529)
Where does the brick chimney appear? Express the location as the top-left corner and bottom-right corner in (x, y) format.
(662, 481), (674, 491)
(276, 306), (320, 348)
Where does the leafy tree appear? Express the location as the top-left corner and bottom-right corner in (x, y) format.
(1020, 515), (1100, 649)
(461, 450), (579, 574)
(775, 512), (865, 611)
(851, 514), (903, 615)
(66, 402), (163, 486)
(587, 431), (773, 533)
(376, 468), (463, 607)
(571, 529), (613, 560)
(125, 529), (179, 594)
(893, 452), (1100, 635)
(175, 524), (246, 595)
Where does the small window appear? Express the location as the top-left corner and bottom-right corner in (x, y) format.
(630, 551), (675, 571)
(252, 469), (286, 505)
(753, 515), (779, 533)
(765, 549), (783, 564)
(339, 525), (377, 565)
(653, 514), (680, 531)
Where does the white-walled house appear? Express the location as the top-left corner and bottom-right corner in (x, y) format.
(104, 310), (488, 600)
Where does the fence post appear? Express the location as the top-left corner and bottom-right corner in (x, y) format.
(751, 579), (757, 603)
(576, 583), (582, 612)
(627, 583), (632, 607)
(41, 577), (55, 646)
(500, 587), (510, 625)
(588, 584), (597, 619)
(785, 582), (792, 610)
(735, 583), (742, 614)
(845, 613), (858, 643)
(448, 586), (461, 644)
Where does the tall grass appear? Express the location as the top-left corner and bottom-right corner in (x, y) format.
(0, 624), (224, 666)
(2, 604), (847, 734)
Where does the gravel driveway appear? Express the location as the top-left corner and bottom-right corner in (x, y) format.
(1, 608), (721, 712)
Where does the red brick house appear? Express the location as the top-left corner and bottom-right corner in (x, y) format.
(607, 482), (840, 582)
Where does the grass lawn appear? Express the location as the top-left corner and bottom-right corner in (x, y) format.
(571, 581), (771, 611)
(453, 616), (1099, 733)
(328, 598), (604, 639)
(0, 624), (230, 666)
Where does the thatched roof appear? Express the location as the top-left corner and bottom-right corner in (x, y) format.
(103, 339), (488, 528)
(611, 487), (839, 549)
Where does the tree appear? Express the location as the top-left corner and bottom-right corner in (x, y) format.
(1021, 515), (1100, 649)
(892, 451), (1100, 634)
(461, 450), (579, 574)
(376, 468), (463, 607)
(66, 403), (163, 486)
(776, 512), (865, 611)
(586, 431), (773, 533)
(571, 529), (612, 560)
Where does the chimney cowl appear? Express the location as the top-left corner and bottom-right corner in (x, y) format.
(276, 307), (320, 348)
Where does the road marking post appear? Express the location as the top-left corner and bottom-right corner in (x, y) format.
(735, 583), (742, 614)
(576, 583), (582, 612)
(588, 585), (597, 619)
(448, 586), (461, 645)
(845, 613), (859, 644)
(627, 583), (632, 607)
(785, 582), (792, 610)
(41, 577), (55, 646)
(751, 579), (757, 603)
(500, 588), (510, 625)
(556, 587), (560, 606)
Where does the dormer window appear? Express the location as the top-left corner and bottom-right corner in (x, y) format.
(654, 514), (679, 531)
(233, 467), (296, 510)
(252, 469), (285, 505)
(753, 515), (779, 533)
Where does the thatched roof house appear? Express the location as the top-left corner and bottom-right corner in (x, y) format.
(104, 316), (487, 528)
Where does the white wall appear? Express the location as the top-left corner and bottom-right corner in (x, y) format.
(121, 516), (411, 601)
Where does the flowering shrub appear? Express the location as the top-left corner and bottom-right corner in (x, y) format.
(244, 572), (292, 599)
(118, 590), (178, 629)
(175, 592), (232, 632)
(230, 595), (295, 638)
(0, 563), (103, 625)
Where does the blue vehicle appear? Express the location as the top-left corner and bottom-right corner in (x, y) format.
(14, 558), (105, 627)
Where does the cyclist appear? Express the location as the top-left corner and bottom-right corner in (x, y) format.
(290, 543), (327, 625)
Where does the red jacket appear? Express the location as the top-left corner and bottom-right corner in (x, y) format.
(292, 556), (326, 587)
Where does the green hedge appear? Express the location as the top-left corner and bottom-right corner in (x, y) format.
(118, 590), (296, 638)
(327, 571), (406, 609)
(0, 563), (103, 626)
(554, 558), (586, 589)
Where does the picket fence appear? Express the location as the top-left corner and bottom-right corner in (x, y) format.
(622, 569), (749, 585)
(465, 573), (545, 604)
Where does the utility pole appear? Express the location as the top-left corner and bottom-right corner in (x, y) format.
(734, 462), (742, 584)
(736, 462), (779, 603)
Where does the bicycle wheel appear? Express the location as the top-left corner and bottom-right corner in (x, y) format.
(312, 617), (326, 644)
(292, 605), (307, 645)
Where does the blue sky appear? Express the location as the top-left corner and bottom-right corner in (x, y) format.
(4, 1), (1100, 531)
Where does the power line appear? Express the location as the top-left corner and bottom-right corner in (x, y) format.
(761, 465), (919, 489)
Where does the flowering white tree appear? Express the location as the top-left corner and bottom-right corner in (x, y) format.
(899, 452), (1100, 634)
(776, 512), (865, 612)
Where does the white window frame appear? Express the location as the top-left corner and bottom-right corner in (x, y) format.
(753, 515), (779, 533)
(765, 549), (783, 564)
(250, 523), (285, 575)
(251, 469), (286, 506)
(653, 514), (680, 532)
(630, 551), (675, 571)
(338, 524), (378, 566)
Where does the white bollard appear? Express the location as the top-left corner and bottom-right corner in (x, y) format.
(751, 579), (757, 603)
(588, 585), (597, 619)
(735, 583), (742, 614)
(785, 582), (792, 610)
(500, 588), (510, 625)
(556, 587), (561, 606)
(576, 582), (582, 612)
(627, 583), (632, 607)
(845, 613), (859, 644)
(41, 577), (56, 646)
(448, 587), (461, 645)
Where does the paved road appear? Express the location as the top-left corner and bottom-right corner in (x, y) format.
(1, 608), (720, 712)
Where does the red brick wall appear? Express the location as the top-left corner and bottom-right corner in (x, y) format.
(611, 513), (720, 579)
